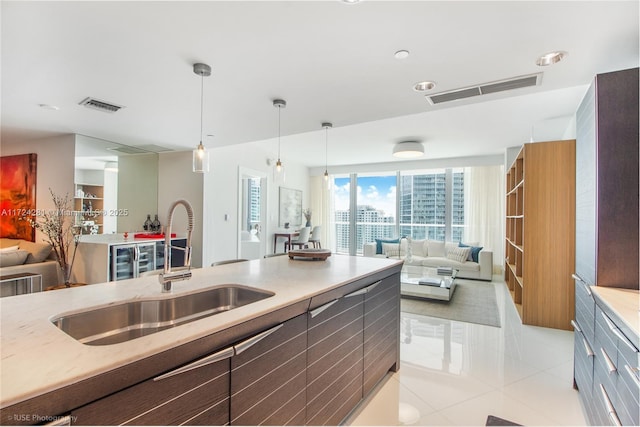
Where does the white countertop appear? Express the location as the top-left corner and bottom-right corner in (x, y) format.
(590, 286), (639, 338)
(0, 255), (401, 408)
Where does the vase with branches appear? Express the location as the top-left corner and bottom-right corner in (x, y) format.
(303, 208), (312, 227)
(24, 189), (81, 287)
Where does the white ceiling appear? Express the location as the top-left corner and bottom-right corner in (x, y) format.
(2, 1), (638, 168)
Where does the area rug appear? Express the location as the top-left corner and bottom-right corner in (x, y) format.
(400, 281), (501, 327)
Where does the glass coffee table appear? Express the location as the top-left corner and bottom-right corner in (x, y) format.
(400, 267), (458, 301)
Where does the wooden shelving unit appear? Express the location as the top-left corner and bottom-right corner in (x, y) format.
(74, 183), (104, 234)
(504, 140), (576, 330)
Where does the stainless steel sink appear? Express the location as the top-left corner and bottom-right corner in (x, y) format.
(51, 285), (275, 346)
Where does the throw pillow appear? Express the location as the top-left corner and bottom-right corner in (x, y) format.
(459, 242), (483, 263)
(0, 245), (20, 252)
(375, 238), (399, 254)
(0, 250), (29, 267)
(18, 240), (53, 264)
(426, 240), (445, 257)
(381, 242), (404, 258)
(446, 246), (471, 263)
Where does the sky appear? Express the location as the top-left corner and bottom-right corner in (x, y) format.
(334, 175), (397, 218)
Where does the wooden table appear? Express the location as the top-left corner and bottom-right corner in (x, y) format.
(273, 231), (299, 253)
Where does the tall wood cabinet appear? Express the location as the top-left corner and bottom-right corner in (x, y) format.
(505, 139), (576, 330)
(575, 67), (639, 290)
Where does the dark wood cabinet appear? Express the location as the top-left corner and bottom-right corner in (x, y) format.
(230, 314), (307, 426)
(71, 347), (232, 425)
(363, 275), (400, 396)
(306, 288), (365, 426)
(575, 67), (639, 290)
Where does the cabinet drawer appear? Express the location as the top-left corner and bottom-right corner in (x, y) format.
(364, 276), (399, 395)
(615, 338), (639, 426)
(71, 358), (230, 425)
(575, 278), (596, 344)
(573, 326), (598, 425)
(230, 314), (307, 426)
(307, 291), (364, 425)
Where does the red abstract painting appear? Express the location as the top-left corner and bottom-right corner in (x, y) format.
(0, 154), (37, 241)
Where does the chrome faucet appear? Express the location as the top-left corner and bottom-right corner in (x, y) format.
(159, 199), (194, 292)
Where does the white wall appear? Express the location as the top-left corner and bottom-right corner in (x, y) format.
(1, 134), (76, 242)
(158, 151), (204, 268)
(117, 153), (159, 233)
(204, 141), (309, 264)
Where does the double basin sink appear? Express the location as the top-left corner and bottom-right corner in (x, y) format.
(51, 285), (274, 346)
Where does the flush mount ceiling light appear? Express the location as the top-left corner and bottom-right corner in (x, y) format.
(392, 141), (424, 158)
(536, 51), (568, 66)
(192, 62), (212, 173)
(394, 50), (410, 60)
(273, 99), (287, 183)
(413, 81), (436, 92)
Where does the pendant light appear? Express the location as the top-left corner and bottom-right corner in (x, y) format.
(322, 122), (332, 184)
(192, 63), (211, 173)
(273, 99), (286, 182)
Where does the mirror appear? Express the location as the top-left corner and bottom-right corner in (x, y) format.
(237, 167), (268, 260)
(74, 135), (159, 234)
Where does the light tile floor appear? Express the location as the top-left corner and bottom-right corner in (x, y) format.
(348, 277), (587, 426)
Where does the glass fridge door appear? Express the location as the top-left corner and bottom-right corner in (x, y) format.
(111, 244), (135, 281)
(136, 243), (156, 276)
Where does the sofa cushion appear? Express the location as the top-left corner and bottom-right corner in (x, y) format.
(459, 242), (483, 262)
(410, 239), (427, 257)
(18, 240), (53, 264)
(447, 246), (471, 263)
(427, 240), (445, 257)
(0, 250), (30, 267)
(418, 256), (481, 272)
(381, 242), (404, 258)
(0, 244), (20, 252)
(375, 238), (399, 254)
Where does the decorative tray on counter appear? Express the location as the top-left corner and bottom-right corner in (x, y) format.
(288, 249), (332, 261)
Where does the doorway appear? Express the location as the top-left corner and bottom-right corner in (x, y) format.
(238, 167), (267, 260)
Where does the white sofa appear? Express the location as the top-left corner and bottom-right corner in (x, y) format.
(0, 238), (60, 294)
(363, 239), (493, 281)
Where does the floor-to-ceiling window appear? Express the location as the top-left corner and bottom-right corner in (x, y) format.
(332, 168), (465, 254)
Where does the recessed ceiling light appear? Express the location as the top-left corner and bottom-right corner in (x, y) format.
(341, 0), (361, 3)
(536, 51), (568, 66)
(413, 81), (436, 92)
(394, 50), (410, 60)
(38, 104), (59, 110)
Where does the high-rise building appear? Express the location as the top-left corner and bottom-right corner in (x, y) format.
(333, 171), (465, 253)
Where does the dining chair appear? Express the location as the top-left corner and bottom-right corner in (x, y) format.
(308, 225), (322, 248)
(285, 227), (310, 251)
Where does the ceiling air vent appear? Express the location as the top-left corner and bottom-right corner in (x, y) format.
(79, 97), (124, 113)
(426, 73), (543, 105)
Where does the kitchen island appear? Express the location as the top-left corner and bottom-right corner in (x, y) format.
(0, 254), (402, 425)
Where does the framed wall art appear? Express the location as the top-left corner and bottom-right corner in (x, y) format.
(278, 187), (302, 228)
(0, 153), (37, 241)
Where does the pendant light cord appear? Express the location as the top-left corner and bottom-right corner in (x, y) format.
(199, 72), (204, 144)
(325, 126), (328, 171)
(277, 105), (281, 159)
